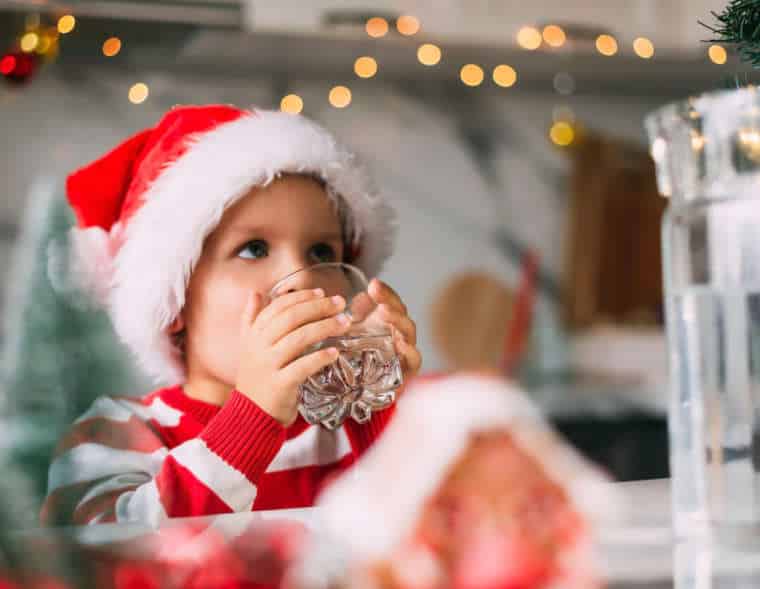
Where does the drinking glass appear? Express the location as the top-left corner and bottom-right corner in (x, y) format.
(268, 262), (402, 430)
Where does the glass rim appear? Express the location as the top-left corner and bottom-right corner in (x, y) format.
(268, 262), (369, 297)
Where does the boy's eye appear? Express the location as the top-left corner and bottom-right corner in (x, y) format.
(238, 240), (269, 260)
(309, 242), (337, 263)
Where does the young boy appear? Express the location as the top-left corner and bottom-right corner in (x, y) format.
(41, 105), (422, 526)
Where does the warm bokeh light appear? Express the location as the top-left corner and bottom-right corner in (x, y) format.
(633, 37), (655, 59)
(596, 34), (618, 56)
(103, 37), (122, 57)
(366, 17), (389, 38)
(329, 86), (352, 108)
(708, 44), (727, 64)
(542, 25), (566, 48)
(493, 65), (517, 87)
(460, 64), (484, 87)
(738, 128), (760, 161)
(691, 132), (706, 151)
(128, 83), (149, 104)
(280, 94), (304, 114)
(354, 56), (378, 78)
(396, 15), (420, 36)
(550, 121), (575, 146)
(20, 32), (39, 53)
(417, 43), (442, 66)
(517, 26), (542, 50)
(57, 15), (76, 34)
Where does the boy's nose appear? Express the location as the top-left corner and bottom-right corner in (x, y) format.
(274, 260), (345, 298)
(273, 253), (344, 297)
(278, 260), (318, 292)
(286, 266), (320, 291)
(277, 251), (312, 282)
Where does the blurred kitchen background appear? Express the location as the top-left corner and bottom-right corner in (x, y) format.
(0, 0), (749, 522)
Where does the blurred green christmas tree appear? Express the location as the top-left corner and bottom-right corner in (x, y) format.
(1, 177), (149, 525)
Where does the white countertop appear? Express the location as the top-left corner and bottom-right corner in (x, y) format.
(21, 479), (760, 588)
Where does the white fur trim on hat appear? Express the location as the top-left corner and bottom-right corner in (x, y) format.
(79, 109), (395, 385)
(315, 374), (623, 564)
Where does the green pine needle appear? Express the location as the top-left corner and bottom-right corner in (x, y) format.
(701, 0), (760, 67)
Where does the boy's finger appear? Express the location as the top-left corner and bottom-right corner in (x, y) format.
(379, 306), (417, 345)
(242, 292), (255, 327)
(265, 296), (346, 345)
(241, 292), (263, 332)
(257, 288), (325, 324)
(273, 313), (351, 365)
(368, 279), (406, 313)
(396, 338), (422, 376)
(281, 347), (340, 387)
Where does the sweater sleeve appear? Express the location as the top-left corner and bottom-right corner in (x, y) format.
(41, 391), (285, 526)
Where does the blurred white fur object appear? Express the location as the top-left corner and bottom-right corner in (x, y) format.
(288, 373), (624, 589)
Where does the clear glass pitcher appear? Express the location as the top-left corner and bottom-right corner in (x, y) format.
(647, 87), (760, 539)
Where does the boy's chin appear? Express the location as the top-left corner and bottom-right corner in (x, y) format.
(184, 365), (238, 396)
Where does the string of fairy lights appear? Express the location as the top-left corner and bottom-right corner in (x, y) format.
(1, 14), (127, 83)
(0, 14), (75, 83)
(274, 17), (731, 147)
(2, 12), (733, 146)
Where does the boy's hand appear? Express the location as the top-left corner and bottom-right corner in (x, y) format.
(367, 279), (422, 381)
(235, 289), (352, 426)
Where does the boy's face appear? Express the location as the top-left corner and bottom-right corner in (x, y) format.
(180, 174), (345, 391)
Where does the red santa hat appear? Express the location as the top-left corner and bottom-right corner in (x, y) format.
(63, 104), (396, 385)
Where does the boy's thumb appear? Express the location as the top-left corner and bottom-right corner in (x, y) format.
(242, 292), (263, 329)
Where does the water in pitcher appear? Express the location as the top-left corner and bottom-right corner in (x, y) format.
(668, 285), (760, 537)
(299, 333), (402, 430)
(673, 537), (760, 589)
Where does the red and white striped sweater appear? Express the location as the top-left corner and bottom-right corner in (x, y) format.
(41, 386), (394, 526)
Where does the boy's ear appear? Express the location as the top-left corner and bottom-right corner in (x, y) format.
(168, 315), (185, 334)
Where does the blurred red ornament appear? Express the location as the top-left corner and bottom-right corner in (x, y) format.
(0, 50), (38, 84)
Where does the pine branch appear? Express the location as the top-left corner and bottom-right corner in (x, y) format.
(701, 0), (760, 67)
